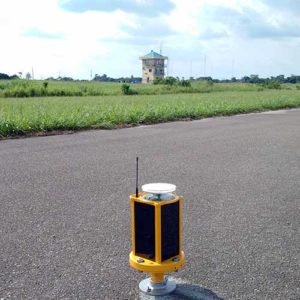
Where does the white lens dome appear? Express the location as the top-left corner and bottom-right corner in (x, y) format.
(142, 183), (176, 194)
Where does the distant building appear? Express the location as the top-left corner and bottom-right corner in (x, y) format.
(140, 50), (168, 84)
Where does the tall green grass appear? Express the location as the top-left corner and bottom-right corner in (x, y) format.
(0, 90), (300, 138)
(0, 80), (273, 98)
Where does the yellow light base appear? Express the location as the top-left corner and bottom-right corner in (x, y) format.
(129, 251), (185, 273)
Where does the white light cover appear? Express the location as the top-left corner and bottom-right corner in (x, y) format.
(142, 183), (176, 194)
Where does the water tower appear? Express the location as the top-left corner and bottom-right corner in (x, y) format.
(140, 50), (168, 84)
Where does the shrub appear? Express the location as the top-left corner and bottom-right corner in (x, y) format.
(263, 80), (281, 89)
(14, 88), (28, 97)
(153, 77), (164, 85)
(29, 87), (36, 97)
(178, 79), (191, 87)
(121, 83), (131, 95)
(41, 87), (47, 96)
(206, 80), (214, 87)
(154, 77), (191, 87)
(164, 77), (177, 86)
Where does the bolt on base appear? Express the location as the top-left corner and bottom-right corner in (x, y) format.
(139, 277), (176, 296)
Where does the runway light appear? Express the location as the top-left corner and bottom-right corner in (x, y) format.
(129, 158), (185, 296)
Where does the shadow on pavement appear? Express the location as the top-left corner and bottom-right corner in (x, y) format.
(140, 281), (224, 300)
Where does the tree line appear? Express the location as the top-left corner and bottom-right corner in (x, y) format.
(1, 72), (300, 84)
(192, 74), (300, 84)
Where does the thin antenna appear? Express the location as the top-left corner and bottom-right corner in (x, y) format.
(136, 157), (139, 197)
(160, 41), (163, 54)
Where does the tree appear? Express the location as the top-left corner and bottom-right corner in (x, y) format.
(164, 77), (177, 85)
(0, 73), (10, 80)
(286, 75), (297, 84)
(241, 76), (250, 83)
(10, 74), (19, 80)
(249, 74), (260, 84)
(276, 75), (285, 83)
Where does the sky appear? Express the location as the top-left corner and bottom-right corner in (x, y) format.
(1, 0), (300, 80)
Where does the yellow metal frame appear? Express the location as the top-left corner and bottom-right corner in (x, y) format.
(129, 251), (185, 273)
(129, 193), (185, 276)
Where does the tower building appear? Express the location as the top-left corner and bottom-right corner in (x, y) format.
(140, 50), (168, 84)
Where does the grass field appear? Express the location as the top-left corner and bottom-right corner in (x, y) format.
(0, 80), (272, 98)
(1, 88), (300, 138)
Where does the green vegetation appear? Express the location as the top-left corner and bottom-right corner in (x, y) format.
(0, 80), (277, 98)
(261, 80), (282, 90)
(121, 83), (137, 95)
(0, 89), (300, 138)
(153, 76), (191, 87)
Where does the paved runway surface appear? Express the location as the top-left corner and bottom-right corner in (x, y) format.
(0, 109), (299, 300)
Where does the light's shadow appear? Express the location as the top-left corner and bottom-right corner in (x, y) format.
(140, 281), (224, 300)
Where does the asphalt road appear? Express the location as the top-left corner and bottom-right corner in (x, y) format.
(0, 109), (299, 300)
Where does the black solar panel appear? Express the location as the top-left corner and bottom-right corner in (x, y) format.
(161, 202), (180, 261)
(134, 202), (155, 260)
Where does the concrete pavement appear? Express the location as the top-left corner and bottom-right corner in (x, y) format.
(0, 109), (299, 299)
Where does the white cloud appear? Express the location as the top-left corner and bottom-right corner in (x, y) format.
(0, 0), (133, 78)
(0, 0), (299, 79)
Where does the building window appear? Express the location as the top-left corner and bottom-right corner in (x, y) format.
(149, 69), (152, 72)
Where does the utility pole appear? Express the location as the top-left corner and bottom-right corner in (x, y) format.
(203, 55), (206, 77)
(160, 41), (163, 55)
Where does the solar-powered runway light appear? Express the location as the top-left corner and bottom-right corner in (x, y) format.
(129, 158), (185, 296)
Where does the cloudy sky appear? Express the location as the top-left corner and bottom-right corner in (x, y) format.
(1, 0), (300, 79)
